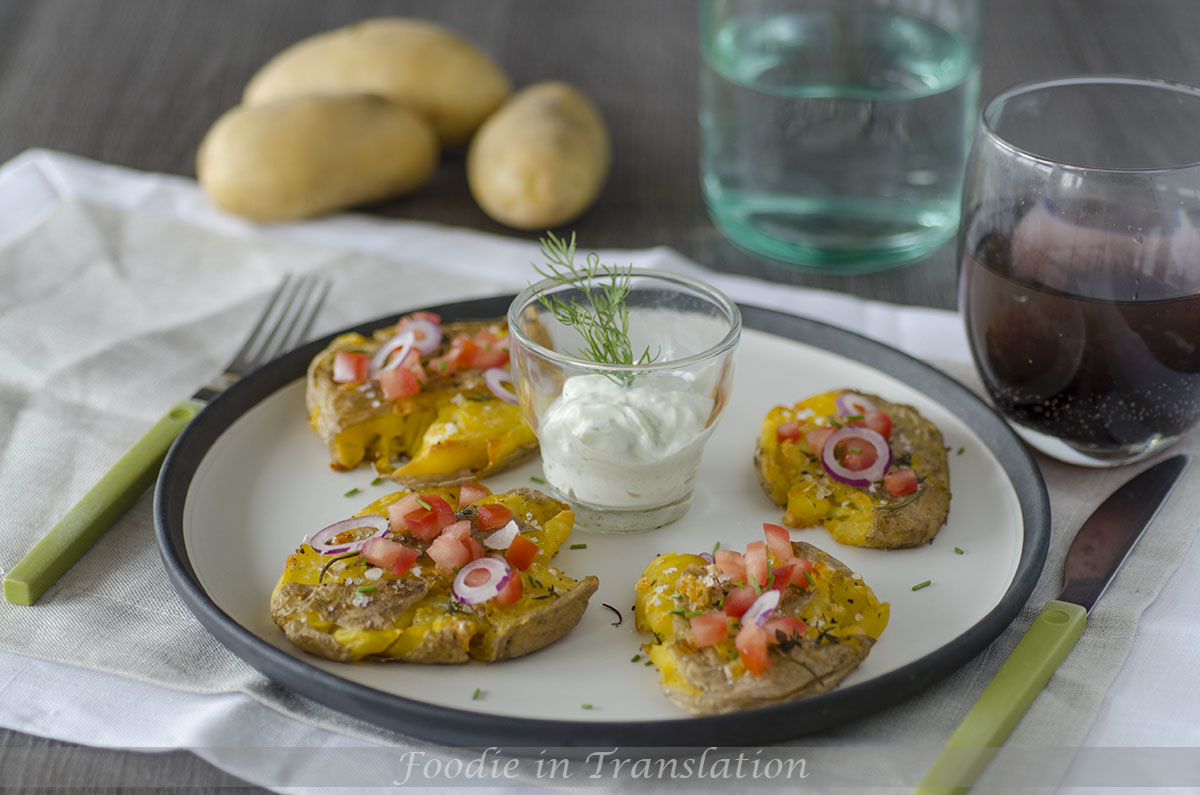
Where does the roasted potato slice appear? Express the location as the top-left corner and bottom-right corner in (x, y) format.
(306, 314), (538, 486)
(635, 539), (888, 716)
(755, 389), (951, 548)
(271, 485), (598, 664)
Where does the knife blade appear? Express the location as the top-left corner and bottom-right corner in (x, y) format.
(916, 453), (1189, 795)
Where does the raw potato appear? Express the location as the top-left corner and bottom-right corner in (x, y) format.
(467, 81), (610, 230)
(196, 94), (438, 222)
(242, 18), (511, 149)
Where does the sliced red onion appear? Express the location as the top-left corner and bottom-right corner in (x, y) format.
(835, 392), (877, 417)
(404, 317), (442, 355)
(698, 552), (715, 564)
(370, 330), (415, 375)
(485, 367), (518, 405)
(452, 557), (513, 604)
(310, 515), (390, 555)
(742, 590), (780, 628)
(483, 519), (520, 550)
(820, 426), (892, 487)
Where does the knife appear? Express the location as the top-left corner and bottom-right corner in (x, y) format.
(916, 453), (1189, 795)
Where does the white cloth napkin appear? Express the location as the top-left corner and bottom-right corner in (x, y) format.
(0, 149), (1197, 793)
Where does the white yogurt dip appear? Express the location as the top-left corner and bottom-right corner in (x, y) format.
(538, 373), (715, 510)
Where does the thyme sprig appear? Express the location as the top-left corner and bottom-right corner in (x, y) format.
(531, 232), (658, 379)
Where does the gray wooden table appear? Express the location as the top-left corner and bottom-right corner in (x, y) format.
(1, 0), (1197, 790)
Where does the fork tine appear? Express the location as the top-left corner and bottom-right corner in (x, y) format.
(269, 276), (330, 358)
(225, 274), (296, 369)
(227, 274), (329, 374)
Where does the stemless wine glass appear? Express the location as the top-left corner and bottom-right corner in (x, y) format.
(960, 76), (1200, 467)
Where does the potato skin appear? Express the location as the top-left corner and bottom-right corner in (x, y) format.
(196, 94), (438, 222)
(242, 17), (510, 149)
(467, 81), (611, 230)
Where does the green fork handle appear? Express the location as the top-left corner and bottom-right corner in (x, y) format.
(3, 398), (205, 605)
(915, 600), (1088, 795)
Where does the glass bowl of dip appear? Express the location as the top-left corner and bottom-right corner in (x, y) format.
(507, 269), (741, 532)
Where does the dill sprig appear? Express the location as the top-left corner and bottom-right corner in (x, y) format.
(531, 232), (658, 376)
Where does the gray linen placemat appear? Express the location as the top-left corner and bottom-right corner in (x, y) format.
(1, 197), (1197, 792)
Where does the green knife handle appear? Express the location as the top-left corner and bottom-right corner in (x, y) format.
(2, 398), (204, 606)
(915, 600), (1087, 795)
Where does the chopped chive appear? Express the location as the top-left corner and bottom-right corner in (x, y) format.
(472, 687), (482, 700)
(954, 547), (964, 555)
(438, 361), (448, 372)
(957, 447), (965, 455)
(644, 660), (653, 666)
(570, 543), (587, 550)
(343, 487), (360, 497)
(530, 476), (546, 484)
(751, 578), (762, 595)
(356, 585), (376, 594)
(804, 571), (815, 587)
(370, 477), (383, 486)
(416, 497), (432, 511)
(912, 580), (932, 591)
(712, 540), (720, 553)
(631, 654), (641, 663)
(844, 413), (864, 421)
(849, 447), (862, 454)
(582, 703), (594, 710)
(830, 419), (843, 428)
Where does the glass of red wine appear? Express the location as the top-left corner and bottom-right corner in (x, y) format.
(960, 75), (1200, 466)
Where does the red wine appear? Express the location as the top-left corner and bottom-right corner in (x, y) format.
(961, 202), (1200, 451)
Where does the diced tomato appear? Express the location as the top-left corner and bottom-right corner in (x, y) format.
(332, 351), (370, 384)
(744, 541), (769, 588)
(386, 494), (423, 534)
(397, 349), (429, 385)
(860, 410), (892, 440)
(836, 437), (878, 471)
(427, 533), (472, 573)
(689, 612), (729, 648)
(885, 468), (919, 496)
(788, 558), (816, 588)
(805, 427), (835, 454)
(714, 549), (747, 583)
(493, 567), (524, 606)
(453, 338), (480, 369)
(362, 537), (415, 570)
(458, 483), (488, 506)
(466, 537), (487, 561)
(404, 494), (456, 541)
(439, 520), (472, 544)
(769, 564), (795, 591)
(722, 585), (758, 618)
(762, 616), (808, 644)
(389, 545), (420, 577)
(379, 366), (420, 400)
(475, 503), (513, 531)
(505, 534), (540, 571)
(427, 352), (457, 378)
(763, 523), (794, 563)
(775, 421), (803, 443)
(735, 622), (770, 675)
(472, 345), (510, 369)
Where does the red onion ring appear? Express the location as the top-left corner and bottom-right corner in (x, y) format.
(452, 557), (513, 604)
(698, 552), (715, 564)
(403, 317), (442, 355)
(483, 519), (520, 550)
(835, 392), (877, 417)
(370, 330), (415, 375)
(309, 516), (390, 556)
(820, 426), (892, 487)
(484, 368), (518, 405)
(742, 590), (780, 628)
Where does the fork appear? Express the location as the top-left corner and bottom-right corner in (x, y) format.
(3, 274), (330, 605)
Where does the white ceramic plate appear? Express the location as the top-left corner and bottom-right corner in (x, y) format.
(156, 297), (1049, 747)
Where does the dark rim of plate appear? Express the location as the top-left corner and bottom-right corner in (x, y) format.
(154, 295), (1050, 748)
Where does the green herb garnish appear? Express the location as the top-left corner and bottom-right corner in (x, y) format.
(370, 477), (383, 486)
(582, 703), (594, 710)
(416, 497), (432, 511)
(631, 654), (641, 663)
(472, 687), (482, 700)
(954, 547), (964, 555)
(877, 488), (922, 512)
(356, 585), (376, 595)
(570, 543), (587, 550)
(343, 488), (360, 497)
(531, 232), (658, 381)
(912, 580), (932, 591)
(957, 447), (965, 455)
(530, 476), (546, 484)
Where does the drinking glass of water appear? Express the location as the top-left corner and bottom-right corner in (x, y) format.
(699, 0), (983, 272)
(960, 76), (1200, 467)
